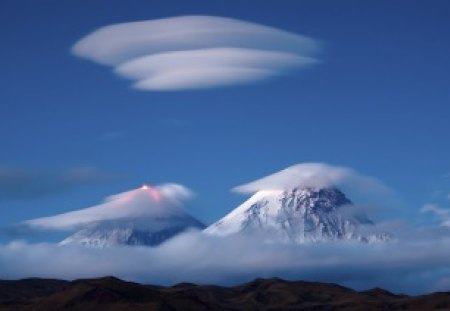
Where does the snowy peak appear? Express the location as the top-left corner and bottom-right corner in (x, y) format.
(205, 187), (388, 243)
(280, 187), (351, 212)
(58, 184), (205, 247)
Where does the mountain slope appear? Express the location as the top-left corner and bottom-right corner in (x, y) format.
(59, 185), (205, 247)
(60, 215), (205, 247)
(205, 187), (388, 243)
(1, 277), (448, 311)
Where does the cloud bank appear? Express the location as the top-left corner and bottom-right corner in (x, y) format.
(72, 16), (320, 90)
(1, 227), (450, 294)
(23, 184), (193, 231)
(0, 166), (112, 201)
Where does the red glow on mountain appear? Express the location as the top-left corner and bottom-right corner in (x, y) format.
(141, 184), (161, 202)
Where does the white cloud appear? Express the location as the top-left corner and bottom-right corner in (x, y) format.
(2, 227), (450, 294)
(231, 163), (401, 218)
(72, 16), (320, 91)
(23, 183), (193, 231)
(421, 203), (450, 227)
(233, 163), (392, 199)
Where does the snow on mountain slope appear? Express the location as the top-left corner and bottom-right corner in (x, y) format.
(60, 215), (205, 247)
(205, 187), (389, 243)
(52, 184), (205, 247)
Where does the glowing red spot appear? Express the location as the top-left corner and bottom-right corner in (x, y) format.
(141, 184), (161, 202)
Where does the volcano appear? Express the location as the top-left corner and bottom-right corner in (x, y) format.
(205, 187), (389, 243)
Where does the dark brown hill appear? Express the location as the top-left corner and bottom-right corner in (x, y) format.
(0, 276), (449, 310)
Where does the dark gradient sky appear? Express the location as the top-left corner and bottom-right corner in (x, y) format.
(1, 0), (449, 234)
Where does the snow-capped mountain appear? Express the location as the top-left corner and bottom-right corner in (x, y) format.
(205, 187), (389, 243)
(59, 184), (205, 247)
(60, 215), (205, 247)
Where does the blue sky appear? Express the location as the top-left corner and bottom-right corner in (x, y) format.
(1, 0), (450, 235)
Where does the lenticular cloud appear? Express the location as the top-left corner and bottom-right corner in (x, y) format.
(72, 16), (320, 90)
(232, 163), (393, 204)
(23, 183), (193, 231)
(233, 163), (352, 192)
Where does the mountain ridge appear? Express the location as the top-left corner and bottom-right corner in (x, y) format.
(61, 186), (389, 247)
(0, 276), (448, 310)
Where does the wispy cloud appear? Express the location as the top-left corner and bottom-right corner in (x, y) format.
(421, 203), (450, 227)
(22, 184), (193, 231)
(72, 16), (320, 91)
(0, 166), (113, 200)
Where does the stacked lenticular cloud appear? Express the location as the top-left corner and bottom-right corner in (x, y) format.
(72, 16), (320, 90)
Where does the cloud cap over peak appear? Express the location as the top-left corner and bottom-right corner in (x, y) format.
(72, 15), (320, 91)
(233, 163), (392, 200)
(23, 183), (193, 231)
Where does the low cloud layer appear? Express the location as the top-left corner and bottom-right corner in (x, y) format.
(0, 167), (112, 201)
(72, 16), (320, 90)
(23, 184), (193, 231)
(1, 227), (450, 294)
